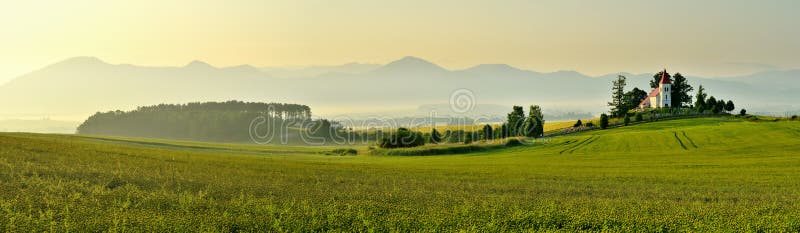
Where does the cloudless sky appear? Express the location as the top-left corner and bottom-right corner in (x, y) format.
(1, 0), (798, 83)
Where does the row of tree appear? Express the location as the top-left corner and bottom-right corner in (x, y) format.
(694, 85), (736, 114)
(380, 104), (546, 148)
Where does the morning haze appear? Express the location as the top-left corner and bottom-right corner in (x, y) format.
(0, 0), (798, 85)
(4, 1), (800, 231)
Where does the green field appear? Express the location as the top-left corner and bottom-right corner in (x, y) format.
(2, 117), (800, 231)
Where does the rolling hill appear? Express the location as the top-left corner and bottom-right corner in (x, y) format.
(1, 117), (799, 231)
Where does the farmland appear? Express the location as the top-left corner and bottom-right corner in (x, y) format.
(1, 117), (800, 231)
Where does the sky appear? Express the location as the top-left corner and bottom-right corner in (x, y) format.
(1, 0), (798, 84)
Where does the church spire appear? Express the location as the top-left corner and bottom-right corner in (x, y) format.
(659, 69), (671, 84)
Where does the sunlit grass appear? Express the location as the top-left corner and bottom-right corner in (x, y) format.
(1, 117), (800, 231)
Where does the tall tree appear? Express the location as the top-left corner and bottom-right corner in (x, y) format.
(650, 71), (671, 89)
(523, 117), (537, 137)
(670, 73), (693, 108)
(695, 85), (707, 111)
(524, 105), (545, 138)
(506, 106), (525, 136)
(608, 75), (627, 117)
(430, 128), (442, 144)
(482, 124), (493, 140)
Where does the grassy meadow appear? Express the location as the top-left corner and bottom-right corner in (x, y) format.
(1, 117), (800, 231)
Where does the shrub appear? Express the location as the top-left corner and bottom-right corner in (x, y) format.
(585, 122), (595, 127)
(331, 148), (358, 156)
(573, 120), (583, 128)
(635, 113), (643, 122)
(792, 115), (798, 121)
(624, 115), (630, 126)
(504, 138), (523, 147)
(600, 114), (609, 129)
(379, 128), (426, 148)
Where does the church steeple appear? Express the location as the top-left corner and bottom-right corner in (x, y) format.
(659, 69), (671, 84)
(659, 69), (671, 108)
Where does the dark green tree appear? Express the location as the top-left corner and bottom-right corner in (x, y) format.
(623, 87), (648, 113)
(707, 96), (718, 113)
(608, 75), (627, 117)
(482, 124), (493, 140)
(695, 85), (707, 112)
(507, 106), (525, 136)
(524, 105), (544, 138)
(717, 99), (726, 114)
(671, 73), (693, 108)
(573, 119), (583, 128)
(378, 128), (425, 148)
(600, 114), (609, 129)
(725, 100), (735, 113)
(739, 109), (747, 116)
(624, 115), (631, 126)
(534, 117), (544, 138)
(430, 128), (442, 144)
(635, 113), (643, 122)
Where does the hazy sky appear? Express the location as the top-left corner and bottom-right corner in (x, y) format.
(1, 0), (798, 84)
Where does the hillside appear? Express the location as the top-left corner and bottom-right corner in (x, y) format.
(1, 57), (798, 120)
(1, 117), (800, 231)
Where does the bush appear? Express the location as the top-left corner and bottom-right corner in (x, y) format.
(600, 114), (609, 129)
(504, 138), (523, 147)
(635, 113), (643, 122)
(379, 128), (426, 148)
(585, 122), (595, 127)
(624, 115), (630, 126)
(573, 120), (583, 128)
(331, 148), (358, 156)
(792, 115), (798, 121)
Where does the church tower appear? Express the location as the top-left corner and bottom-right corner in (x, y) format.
(658, 69), (671, 108)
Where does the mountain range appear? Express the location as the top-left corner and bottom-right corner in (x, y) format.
(1, 56), (798, 123)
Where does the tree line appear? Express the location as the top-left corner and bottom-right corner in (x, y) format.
(379, 104), (545, 148)
(77, 101), (321, 142)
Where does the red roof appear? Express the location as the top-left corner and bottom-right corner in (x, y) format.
(659, 69), (671, 84)
(639, 88), (661, 106)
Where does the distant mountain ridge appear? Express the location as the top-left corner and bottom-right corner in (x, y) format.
(1, 56), (798, 121)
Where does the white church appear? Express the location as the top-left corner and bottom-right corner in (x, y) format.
(638, 69), (671, 109)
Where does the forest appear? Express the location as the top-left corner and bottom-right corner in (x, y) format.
(77, 101), (315, 142)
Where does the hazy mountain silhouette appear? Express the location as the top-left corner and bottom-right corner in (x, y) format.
(1, 56), (798, 122)
(372, 56), (448, 76)
(260, 62), (380, 78)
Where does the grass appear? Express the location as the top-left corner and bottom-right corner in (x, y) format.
(1, 117), (800, 231)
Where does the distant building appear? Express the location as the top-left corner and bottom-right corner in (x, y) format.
(639, 69), (671, 109)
